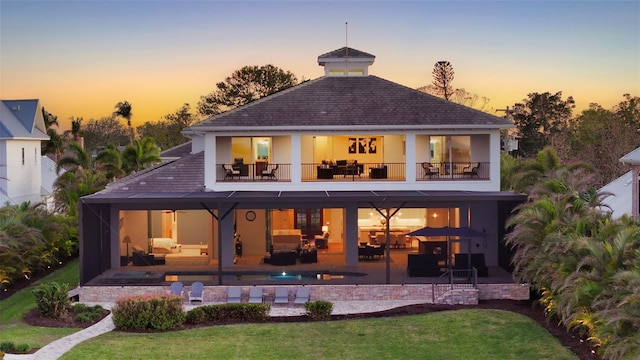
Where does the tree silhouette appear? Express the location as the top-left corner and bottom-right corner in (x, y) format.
(113, 101), (133, 143)
(432, 61), (454, 100)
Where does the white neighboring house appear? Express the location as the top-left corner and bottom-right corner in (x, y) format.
(599, 147), (640, 219)
(0, 99), (54, 207)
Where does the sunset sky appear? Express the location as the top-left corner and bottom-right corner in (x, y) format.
(1, 1), (638, 130)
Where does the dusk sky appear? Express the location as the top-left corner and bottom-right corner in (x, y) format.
(1, 1), (638, 130)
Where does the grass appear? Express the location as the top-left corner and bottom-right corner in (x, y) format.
(0, 259), (81, 349)
(62, 309), (578, 360)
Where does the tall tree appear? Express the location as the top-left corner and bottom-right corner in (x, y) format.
(82, 117), (130, 154)
(560, 104), (639, 187)
(137, 103), (195, 151)
(512, 91), (575, 157)
(113, 101), (133, 143)
(431, 61), (455, 100)
(197, 65), (298, 117)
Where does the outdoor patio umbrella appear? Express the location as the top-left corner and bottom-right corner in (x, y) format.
(405, 226), (487, 269)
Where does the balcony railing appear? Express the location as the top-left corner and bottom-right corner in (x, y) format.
(301, 162), (406, 181)
(416, 162), (489, 180)
(217, 163), (291, 182)
(215, 162), (490, 182)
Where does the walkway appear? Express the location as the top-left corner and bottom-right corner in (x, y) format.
(4, 300), (427, 360)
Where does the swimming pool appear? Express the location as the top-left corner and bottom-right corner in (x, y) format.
(163, 271), (366, 283)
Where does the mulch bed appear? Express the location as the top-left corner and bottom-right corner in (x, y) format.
(22, 299), (600, 360)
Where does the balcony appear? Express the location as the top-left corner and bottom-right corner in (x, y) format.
(302, 162), (406, 181)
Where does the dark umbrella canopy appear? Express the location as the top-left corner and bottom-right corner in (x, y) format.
(406, 226), (487, 238)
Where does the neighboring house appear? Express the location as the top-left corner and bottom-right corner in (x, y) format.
(599, 147), (640, 219)
(79, 47), (526, 287)
(0, 99), (51, 206)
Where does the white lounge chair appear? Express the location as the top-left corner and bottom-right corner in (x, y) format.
(294, 287), (310, 305)
(274, 287), (289, 304)
(188, 282), (204, 304)
(227, 287), (241, 303)
(248, 287), (264, 303)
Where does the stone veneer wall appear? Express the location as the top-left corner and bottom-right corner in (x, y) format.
(477, 283), (530, 301)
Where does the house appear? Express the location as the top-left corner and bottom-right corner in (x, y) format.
(599, 147), (640, 219)
(0, 99), (53, 207)
(78, 48), (527, 302)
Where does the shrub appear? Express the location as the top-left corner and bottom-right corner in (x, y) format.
(0, 342), (15, 353)
(185, 303), (270, 324)
(185, 307), (207, 324)
(31, 282), (71, 319)
(112, 295), (186, 331)
(14, 344), (30, 354)
(304, 300), (333, 320)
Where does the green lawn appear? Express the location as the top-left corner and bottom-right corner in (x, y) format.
(0, 259), (81, 349)
(62, 309), (578, 360)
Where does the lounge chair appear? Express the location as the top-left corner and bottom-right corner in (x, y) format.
(227, 287), (241, 303)
(274, 287), (289, 304)
(169, 281), (184, 296)
(248, 287), (264, 303)
(188, 282), (204, 304)
(294, 287), (310, 305)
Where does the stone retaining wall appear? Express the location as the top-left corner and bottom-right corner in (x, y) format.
(79, 282), (529, 304)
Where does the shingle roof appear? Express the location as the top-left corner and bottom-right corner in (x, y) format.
(160, 141), (192, 158)
(100, 152), (205, 194)
(187, 76), (512, 131)
(318, 47), (375, 61)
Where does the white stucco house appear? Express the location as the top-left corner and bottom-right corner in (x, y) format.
(0, 99), (55, 207)
(78, 46), (528, 299)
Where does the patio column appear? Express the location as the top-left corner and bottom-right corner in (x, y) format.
(344, 205), (359, 267)
(218, 203), (236, 269)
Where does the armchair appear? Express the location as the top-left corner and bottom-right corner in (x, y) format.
(261, 163), (278, 179)
(422, 162), (439, 178)
(222, 164), (240, 180)
(463, 162), (481, 178)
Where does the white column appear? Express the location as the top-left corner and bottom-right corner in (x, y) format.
(204, 133), (217, 189)
(290, 134), (302, 184)
(405, 133), (416, 181)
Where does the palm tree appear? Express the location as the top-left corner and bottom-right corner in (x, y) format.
(121, 137), (161, 174)
(113, 101), (133, 144)
(508, 147), (593, 193)
(95, 143), (123, 181)
(56, 142), (91, 174)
